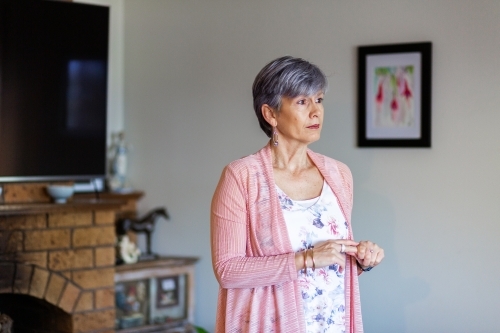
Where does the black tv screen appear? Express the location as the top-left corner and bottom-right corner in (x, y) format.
(0, 0), (109, 182)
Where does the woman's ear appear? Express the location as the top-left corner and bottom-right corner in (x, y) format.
(261, 104), (277, 127)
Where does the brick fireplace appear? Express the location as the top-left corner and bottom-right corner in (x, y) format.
(0, 201), (122, 333)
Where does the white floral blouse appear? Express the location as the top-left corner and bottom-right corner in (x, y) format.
(276, 181), (348, 333)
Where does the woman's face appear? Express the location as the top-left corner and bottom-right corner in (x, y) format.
(275, 91), (324, 146)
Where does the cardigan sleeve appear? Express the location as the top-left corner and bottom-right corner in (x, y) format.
(337, 161), (354, 211)
(211, 165), (297, 289)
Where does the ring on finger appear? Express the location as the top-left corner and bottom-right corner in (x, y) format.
(340, 244), (345, 253)
(370, 249), (374, 253)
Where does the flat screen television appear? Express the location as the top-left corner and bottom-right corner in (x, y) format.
(0, 0), (109, 183)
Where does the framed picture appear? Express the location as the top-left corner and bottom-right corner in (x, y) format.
(150, 273), (188, 325)
(357, 42), (432, 147)
(156, 276), (179, 308)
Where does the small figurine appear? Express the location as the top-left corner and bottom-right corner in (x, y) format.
(116, 207), (170, 261)
(116, 235), (141, 264)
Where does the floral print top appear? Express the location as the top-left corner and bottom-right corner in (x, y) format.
(276, 181), (348, 333)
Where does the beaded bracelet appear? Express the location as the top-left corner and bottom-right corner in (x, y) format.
(303, 249), (308, 271)
(311, 248), (316, 272)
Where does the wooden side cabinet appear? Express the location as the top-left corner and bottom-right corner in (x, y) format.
(114, 257), (198, 333)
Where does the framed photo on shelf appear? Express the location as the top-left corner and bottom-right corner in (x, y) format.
(357, 42), (432, 147)
(150, 273), (188, 326)
(156, 276), (179, 308)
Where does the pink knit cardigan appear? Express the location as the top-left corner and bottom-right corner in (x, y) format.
(211, 144), (363, 332)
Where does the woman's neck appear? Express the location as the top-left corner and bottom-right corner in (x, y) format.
(270, 140), (311, 173)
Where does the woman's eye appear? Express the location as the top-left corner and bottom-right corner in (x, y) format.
(297, 99), (306, 105)
(316, 98), (323, 103)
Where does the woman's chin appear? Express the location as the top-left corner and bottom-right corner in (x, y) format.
(307, 134), (321, 144)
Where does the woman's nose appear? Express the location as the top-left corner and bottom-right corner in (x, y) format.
(310, 101), (321, 117)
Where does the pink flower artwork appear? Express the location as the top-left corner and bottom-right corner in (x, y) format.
(373, 65), (415, 128)
(375, 79), (384, 112)
(402, 79), (413, 100)
(391, 96), (399, 122)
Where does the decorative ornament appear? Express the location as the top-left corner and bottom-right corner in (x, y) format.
(108, 131), (131, 192)
(116, 235), (141, 264)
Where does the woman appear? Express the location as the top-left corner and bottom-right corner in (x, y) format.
(211, 56), (384, 333)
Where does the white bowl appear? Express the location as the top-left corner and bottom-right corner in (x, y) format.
(46, 185), (74, 204)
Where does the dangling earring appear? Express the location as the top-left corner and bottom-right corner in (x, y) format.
(272, 127), (278, 146)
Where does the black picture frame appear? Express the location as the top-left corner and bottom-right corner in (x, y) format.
(357, 42), (432, 147)
(156, 276), (179, 308)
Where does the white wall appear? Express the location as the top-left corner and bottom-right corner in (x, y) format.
(122, 1), (500, 332)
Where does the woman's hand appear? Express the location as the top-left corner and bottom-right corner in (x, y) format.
(355, 240), (384, 270)
(309, 239), (359, 271)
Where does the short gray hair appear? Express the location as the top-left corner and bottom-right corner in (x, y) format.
(252, 56), (328, 137)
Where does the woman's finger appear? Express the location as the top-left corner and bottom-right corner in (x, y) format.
(351, 240), (384, 270)
(335, 239), (359, 246)
(342, 245), (358, 254)
(356, 241), (378, 259)
(362, 250), (373, 267)
(362, 245), (384, 267)
(373, 248), (384, 265)
(331, 239), (358, 255)
(357, 244), (367, 260)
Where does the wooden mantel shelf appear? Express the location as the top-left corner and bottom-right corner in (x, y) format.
(0, 198), (125, 216)
(74, 190), (144, 201)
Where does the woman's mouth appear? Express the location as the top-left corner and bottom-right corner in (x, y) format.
(307, 124), (320, 129)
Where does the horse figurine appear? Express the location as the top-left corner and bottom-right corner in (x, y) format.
(116, 207), (170, 260)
